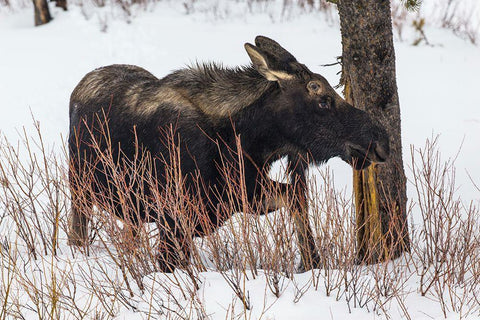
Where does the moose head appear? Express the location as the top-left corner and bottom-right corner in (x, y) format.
(244, 36), (390, 169)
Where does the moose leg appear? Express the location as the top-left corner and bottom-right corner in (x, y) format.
(260, 179), (290, 213)
(157, 235), (192, 272)
(68, 193), (90, 247)
(156, 216), (193, 273)
(288, 157), (321, 271)
(156, 238), (177, 273)
(67, 149), (93, 247)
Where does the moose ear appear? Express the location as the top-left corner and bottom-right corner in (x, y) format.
(244, 43), (294, 82)
(254, 36), (297, 64)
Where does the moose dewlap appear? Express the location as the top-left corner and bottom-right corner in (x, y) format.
(68, 36), (389, 271)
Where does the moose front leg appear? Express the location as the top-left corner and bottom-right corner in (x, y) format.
(254, 162), (320, 270)
(288, 158), (321, 271)
(260, 179), (289, 213)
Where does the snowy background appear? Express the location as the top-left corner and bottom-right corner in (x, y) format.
(0, 0), (479, 319)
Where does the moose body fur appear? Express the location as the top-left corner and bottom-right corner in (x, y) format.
(68, 36), (390, 271)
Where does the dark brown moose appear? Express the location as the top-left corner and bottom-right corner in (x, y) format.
(68, 36), (389, 271)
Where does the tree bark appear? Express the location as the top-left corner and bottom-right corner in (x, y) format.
(33, 0), (52, 26)
(337, 0), (410, 263)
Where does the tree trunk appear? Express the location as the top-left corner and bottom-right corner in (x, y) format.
(337, 0), (410, 263)
(53, 0), (67, 11)
(33, 0), (52, 26)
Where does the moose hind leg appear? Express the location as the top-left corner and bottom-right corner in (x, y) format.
(68, 197), (90, 247)
(156, 232), (192, 273)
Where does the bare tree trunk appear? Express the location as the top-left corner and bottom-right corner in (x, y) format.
(337, 0), (410, 263)
(53, 0), (67, 11)
(33, 0), (52, 26)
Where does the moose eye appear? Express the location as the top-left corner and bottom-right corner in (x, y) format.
(307, 81), (321, 93)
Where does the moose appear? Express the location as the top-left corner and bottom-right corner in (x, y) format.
(68, 36), (389, 271)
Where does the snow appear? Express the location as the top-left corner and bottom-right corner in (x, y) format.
(0, 1), (479, 319)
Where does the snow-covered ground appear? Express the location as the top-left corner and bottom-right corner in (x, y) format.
(0, 1), (479, 319)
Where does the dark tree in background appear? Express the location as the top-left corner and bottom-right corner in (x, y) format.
(52, 0), (67, 11)
(33, 0), (52, 26)
(334, 0), (411, 262)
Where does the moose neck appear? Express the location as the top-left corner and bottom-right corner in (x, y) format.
(166, 63), (287, 168)
(228, 86), (296, 170)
